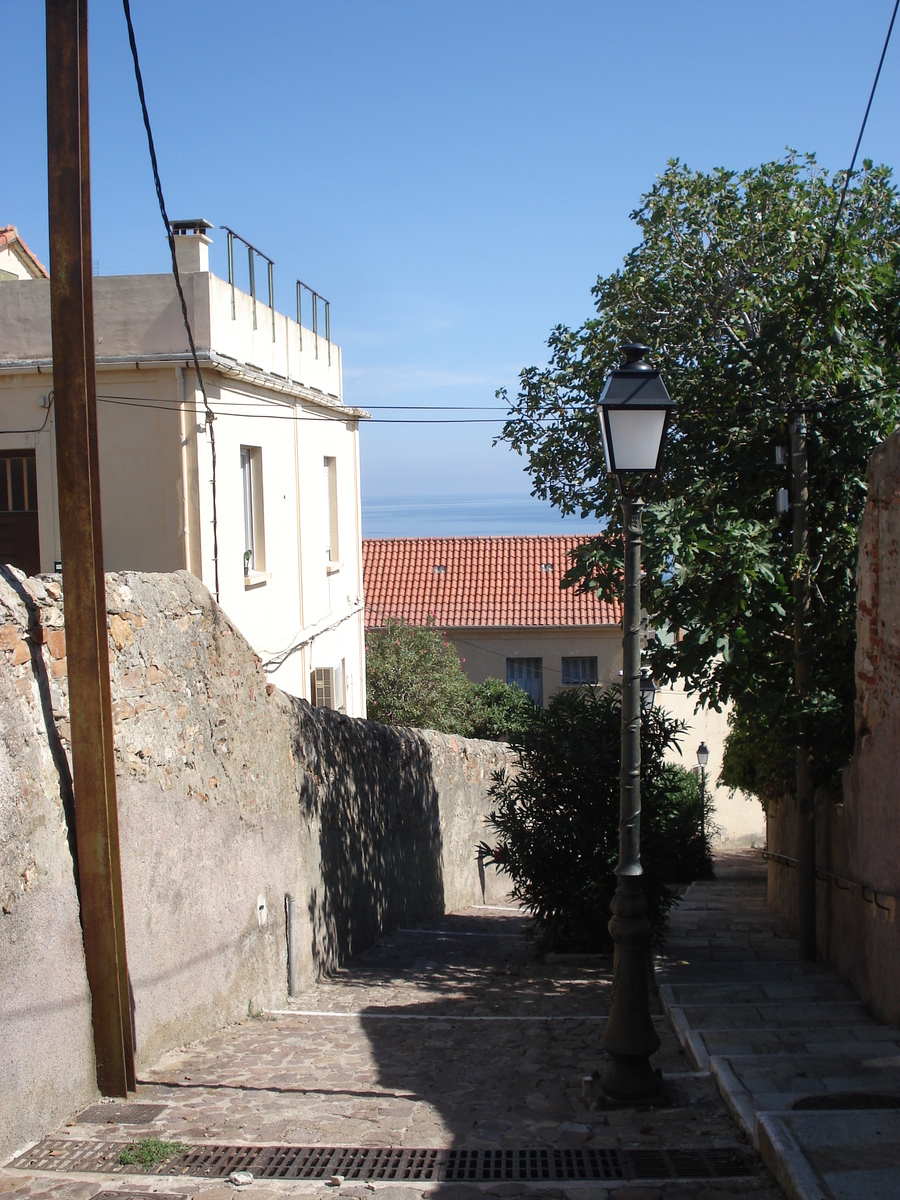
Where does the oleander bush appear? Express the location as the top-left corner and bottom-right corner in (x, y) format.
(482, 685), (714, 952)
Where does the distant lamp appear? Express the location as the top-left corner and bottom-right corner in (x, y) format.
(598, 343), (676, 480)
(639, 668), (657, 711)
(696, 741), (710, 860)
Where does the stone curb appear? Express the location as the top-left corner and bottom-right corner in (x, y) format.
(707, 1057), (757, 1147)
(756, 1114), (831, 1200)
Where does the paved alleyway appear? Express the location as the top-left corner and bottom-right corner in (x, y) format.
(660, 852), (900, 1200)
(2, 858), (787, 1200)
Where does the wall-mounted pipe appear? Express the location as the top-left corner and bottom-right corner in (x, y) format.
(285, 893), (297, 997)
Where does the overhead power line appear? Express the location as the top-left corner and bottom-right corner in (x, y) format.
(121, 0), (220, 599)
(818, 0), (899, 279)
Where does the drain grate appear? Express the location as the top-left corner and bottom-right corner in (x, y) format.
(76, 1105), (166, 1126)
(12, 1140), (756, 1183)
(793, 1092), (900, 1111)
(90, 1192), (187, 1200)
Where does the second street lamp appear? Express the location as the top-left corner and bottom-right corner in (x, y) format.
(597, 342), (675, 1103)
(696, 741), (710, 857)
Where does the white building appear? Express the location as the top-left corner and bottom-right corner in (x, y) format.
(0, 221), (368, 716)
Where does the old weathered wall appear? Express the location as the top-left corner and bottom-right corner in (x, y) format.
(814, 430), (900, 1024)
(0, 568), (510, 1162)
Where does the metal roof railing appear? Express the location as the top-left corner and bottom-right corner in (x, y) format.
(221, 225), (275, 341)
(296, 280), (330, 365)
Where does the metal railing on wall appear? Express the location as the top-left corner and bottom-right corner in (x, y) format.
(296, 279), (331, 365)
(222, 225), (276, 342)
(762, 849), (898, 922)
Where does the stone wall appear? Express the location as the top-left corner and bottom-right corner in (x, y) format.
(820, 430), (900, 1024)
(768, 431), (900, 1023)
(0, 568), (511, 1163)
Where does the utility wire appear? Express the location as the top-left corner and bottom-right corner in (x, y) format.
(121, 0), (220, 601)
(819, 0), (900, 278)
(93, 393), (533, 423)
(1, 392), (55, 434)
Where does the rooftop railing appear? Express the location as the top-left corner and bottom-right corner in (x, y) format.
(221, 225), (331, 364)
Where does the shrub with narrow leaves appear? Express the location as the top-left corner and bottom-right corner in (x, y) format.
(483, 686), (714, 952)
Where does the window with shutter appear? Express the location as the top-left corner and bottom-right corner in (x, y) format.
(562, 656), (598, 686)
(506, 657), (543, 707)
(312, 667), (334, 709)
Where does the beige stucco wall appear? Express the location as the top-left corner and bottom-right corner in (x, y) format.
(0, 568), (509, 1163)
(655, 678), (766, 848)
(444, 618), (764, 847)
(446, 624), (622, 704)
(0, 264), (366, 715)
(0, 243), (45, 281)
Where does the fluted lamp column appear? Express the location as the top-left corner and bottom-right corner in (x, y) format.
(596, 342), (675, 1103)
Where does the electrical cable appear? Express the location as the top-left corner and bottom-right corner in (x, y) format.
(819, 0), (900, 279)
(0, 392), (55, 434)
(121, 0), (220, 601)
(92, 393), (538, 424)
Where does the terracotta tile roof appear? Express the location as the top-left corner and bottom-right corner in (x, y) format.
(363, 536), (621, 630)
(0, 225), (50, 278)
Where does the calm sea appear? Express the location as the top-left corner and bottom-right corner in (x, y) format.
(362, 493), (607, 539)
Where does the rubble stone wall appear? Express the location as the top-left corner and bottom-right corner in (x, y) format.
(822, 430), (900, 1023)
(0, 568), (511, 1162)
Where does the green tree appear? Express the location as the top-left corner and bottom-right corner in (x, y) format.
(466, 677), (536, 741)
(366, 620), (537, 741)
(482, 687), (711, 952)
(499, 154), (900, 803)
(365, 618), (472, 732)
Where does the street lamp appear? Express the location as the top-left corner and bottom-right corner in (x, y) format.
(640, 668), (657, 712)
(696, 741), (709, 855)
(597, 342), (675, 1103)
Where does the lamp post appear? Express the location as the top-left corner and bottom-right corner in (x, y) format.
(696, 741), (709, 856)
(597, 342), (675, 1103)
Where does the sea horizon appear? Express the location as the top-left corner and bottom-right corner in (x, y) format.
(361, 492), (607, 539)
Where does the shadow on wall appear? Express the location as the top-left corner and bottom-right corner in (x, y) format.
(288, 701), (446, 976)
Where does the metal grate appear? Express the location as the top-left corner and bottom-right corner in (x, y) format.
(443, 1148), (624, 1181)
(12, 1140), (756, 1183)
(90, 1192), (187, 1200)
(76, 1105), (166, 1126)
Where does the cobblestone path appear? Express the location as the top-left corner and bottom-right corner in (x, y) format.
(2, 884), (786, 1200)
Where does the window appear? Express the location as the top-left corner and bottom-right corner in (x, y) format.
(324, 456), (339, 565)
(312, 662), (346, 713)
(0, 451), (40, 576)
(312, 667), (333, 709)
(240, 446), (266, 573)
(0, 452), (37, 513)
(562, 656), (598, 686)
(507, 657), (543, 706)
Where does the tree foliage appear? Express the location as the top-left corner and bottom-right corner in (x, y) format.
(466, 676), (537, 741)
(365, 618), (536, 740)
(499, 154), (900, 799)
(483, 687), (713, 952)
(366, 618), (472, 732)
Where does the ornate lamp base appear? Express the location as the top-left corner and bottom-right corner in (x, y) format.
(598, 875), (661, 1103)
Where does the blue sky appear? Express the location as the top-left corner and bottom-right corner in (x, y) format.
(4, 1), (900, 532)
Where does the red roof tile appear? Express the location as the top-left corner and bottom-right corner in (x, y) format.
(363, 536), (621, 630)
(0, 225), (49, 278)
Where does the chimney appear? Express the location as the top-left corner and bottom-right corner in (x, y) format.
(170, 218), (213, 273)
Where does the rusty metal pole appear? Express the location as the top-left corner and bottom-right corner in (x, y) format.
(46, 0), (133, 1096)
(76, 0), (136, 1088)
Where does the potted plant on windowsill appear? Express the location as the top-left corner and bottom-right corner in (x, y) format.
(243, 549), (252, 577)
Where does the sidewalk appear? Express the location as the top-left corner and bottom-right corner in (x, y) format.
(2, 877), (783, 1200)
(659, 850), (900, 1200)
